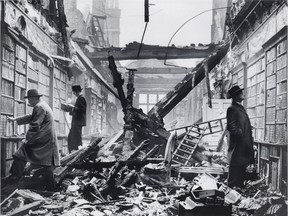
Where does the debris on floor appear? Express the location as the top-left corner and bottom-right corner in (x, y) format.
(1, 135), (287, 215)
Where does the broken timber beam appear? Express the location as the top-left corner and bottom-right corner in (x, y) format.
(87, 42), (217, 61)
(147, 42), (229, 123)
(7, 201), (44, 216)
(54, 137), (102, 183)
(108, 55), (127, 114)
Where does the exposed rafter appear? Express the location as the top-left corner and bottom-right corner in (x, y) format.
(85, 42), (219, 61)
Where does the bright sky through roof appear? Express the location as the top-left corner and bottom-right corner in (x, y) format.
(77, 0), (213, 47)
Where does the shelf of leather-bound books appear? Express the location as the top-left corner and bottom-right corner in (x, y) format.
(1, 137), (24, 176)
(15, 44), (26, 62)
(27, 67), (39, 82)
(15, 58), (27, 75)
(1, 94), (14, 115)
(0, 114), (14, 137)
(2, 60), (15, 82)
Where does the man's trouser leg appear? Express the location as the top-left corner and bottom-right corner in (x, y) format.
(43, 166), (55, 190)
(68, 125), (82, 153)
(228, 165), (246, 188)
(10, 157), (27, 178)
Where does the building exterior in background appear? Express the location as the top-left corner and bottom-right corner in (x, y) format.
(211, 0), (287, 194)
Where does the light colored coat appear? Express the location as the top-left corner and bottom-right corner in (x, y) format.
(14, 100), (60, 166)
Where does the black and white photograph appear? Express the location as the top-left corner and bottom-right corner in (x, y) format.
(0, 0), (287, 215)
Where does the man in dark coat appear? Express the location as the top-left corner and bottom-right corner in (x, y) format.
(62, 85), (87, 153)
(6, 89), (60, 190)
(226, 85), (255, 188)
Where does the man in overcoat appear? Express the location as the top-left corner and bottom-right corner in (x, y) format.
(226, 85), (255, 188)
(62, 85), (87, 153)
(6, 89), (60, 190)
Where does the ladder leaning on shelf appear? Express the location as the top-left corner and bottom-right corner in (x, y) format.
(172, 124), (206, 166)
(171, 117), (226, 166)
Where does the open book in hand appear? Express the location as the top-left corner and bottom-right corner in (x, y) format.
(61, 103), (73, 112)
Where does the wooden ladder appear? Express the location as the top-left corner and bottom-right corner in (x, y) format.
(172, 124), (206, 166)
(171, 117), (227, 166)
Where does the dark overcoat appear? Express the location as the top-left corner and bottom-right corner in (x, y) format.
(71, 95), (87, 126)
(226, 101), (254, 166)
(14, 100), (60, 166)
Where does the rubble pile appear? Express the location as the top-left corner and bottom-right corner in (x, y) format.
(1, 171), (287, 215)
(1, 137), (287, 215)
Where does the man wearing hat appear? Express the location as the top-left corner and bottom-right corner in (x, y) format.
(62, 85), (87, 153)
(6, 89), (60, 190)
(226, 85), (255, 188)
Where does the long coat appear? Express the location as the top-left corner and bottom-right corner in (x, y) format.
(14, 100), (60, 166)
(226, 101), (254, 166)
(71, 95), (87, 126)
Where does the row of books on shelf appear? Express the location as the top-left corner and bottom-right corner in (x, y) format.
(1, 96), (14, 114)
(2, 79), (14, 97)
(260, 145), (269, 159)
(247, 58), (265, 77)
(253, 128), (264, 142)
(15, 86), (26, 101)
(3, 47), (15, 63)
(2, 61), (15, 81)
(265, 108), (286, 123)
(267, 47), (276, 63)
(39, 72), (50, 86)
(4, 140), (20, 159)
(247, 73), (264, 87)
(276, 39), (287, 56)
(275, 124), (287, 144)
(266, 107), (276, 123)
(265, 125), (276, 143)
(28, 67), (39, 81)
(276, 53), (287, 70)
(266, 88), (276, 106)
(0, 115), (26, 137)
(15, 101), (26, 116)
(55, 79), (66, 90)
(15, 45), (27, 61)
(276, 94), (287, 108)
(277, 67), (287, 82)
(15, 72), (26, 88)
(267, 74), (276, 89)
(54, 69), (66, 82)
(0, 115), (13, 136)
(277, 81), (287, 94)
(15, 58), (27, 74)
(265, 124), (287, 145)
(247, 82), (264, 97)
(276, 109), (287, 122)
(27, 56), (50, 76)
(266, 61), (276, 76)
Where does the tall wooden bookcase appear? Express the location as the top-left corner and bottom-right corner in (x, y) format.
(260, 27), (287, 192)
(1, 32), (28, 176)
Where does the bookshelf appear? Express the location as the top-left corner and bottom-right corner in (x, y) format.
(1, 34), (28, 176)
(265, 38), (287, 144)
(231, 66), (245, 88)
(53, 67), (67, 136)
(85, 88), (101, 135)
(1, 34), (27, 137)
(259, 27), (287, 191)
(246, 57), (265, 141)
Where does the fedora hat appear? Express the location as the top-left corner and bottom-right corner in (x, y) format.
(227, 85), (244, 99)
(24, 89), (43, 98)
(72, 85), (82, 92)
